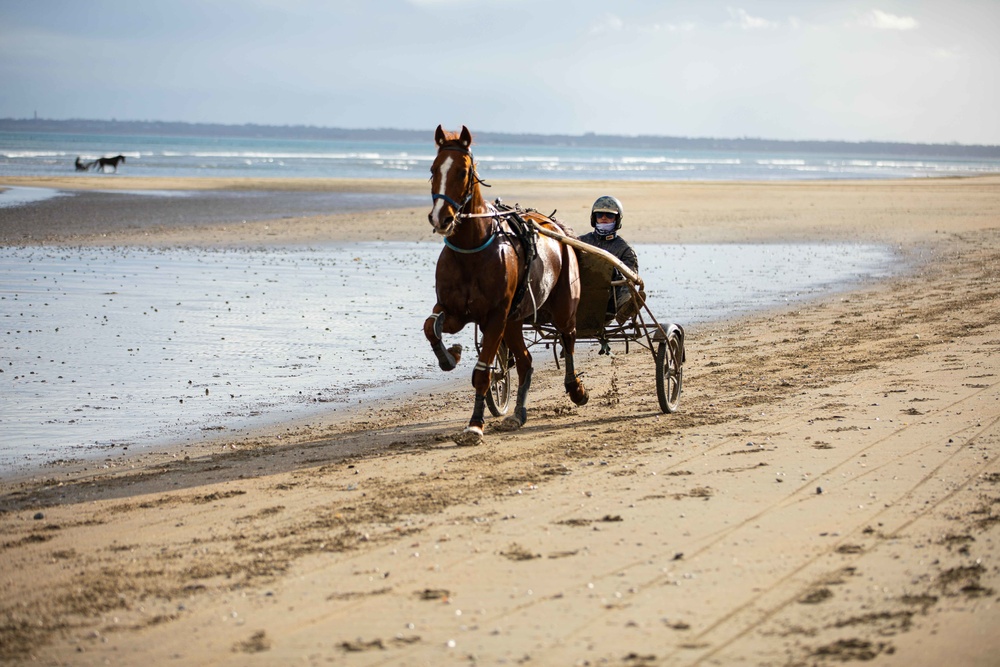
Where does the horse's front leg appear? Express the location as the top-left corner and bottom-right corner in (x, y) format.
(560, 331), (589, 406)
(423, 307), (463, 371)
(453, 319), (506, 446)
(493, 322), (534, 432)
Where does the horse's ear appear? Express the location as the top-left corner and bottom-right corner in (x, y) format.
(460, 125), (472, 148)
(435, 125), (446, 146)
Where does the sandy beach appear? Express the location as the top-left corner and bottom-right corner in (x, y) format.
(2, 175), (1000, 665)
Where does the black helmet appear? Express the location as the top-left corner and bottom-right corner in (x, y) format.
(590, 195), (624, 231)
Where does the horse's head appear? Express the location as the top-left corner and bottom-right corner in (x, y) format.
(428, 125), (481, 236)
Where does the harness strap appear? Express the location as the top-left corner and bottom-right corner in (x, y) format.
(441, 204), (500, 255)
(444, 231), (496, 254)
(526, 282), (538, 324)
(491, 202), (540, 322)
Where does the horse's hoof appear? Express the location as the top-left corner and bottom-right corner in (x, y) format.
(452, 426), (483, 447)
(568, 385), (589, 407)
(494, 418), (521, 432)
(495, 408), (526, 432)
(434, 343), (463, 371)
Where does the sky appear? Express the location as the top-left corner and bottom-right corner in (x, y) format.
(1, 0), (998, 145)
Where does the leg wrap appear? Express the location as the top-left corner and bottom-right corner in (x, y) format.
(432, 311), (445, 340)
(426, 313), (461, 371)
(514, 367), (533, 426)
(563, 353), (576, 383)
(562, 350), (589, 406)
(471, 393), (487, 428)
(516, 367), (533, 408)
(432, 341), (460, 371)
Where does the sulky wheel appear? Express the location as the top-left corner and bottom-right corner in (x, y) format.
(656, 332), (683, 413)
(486, 341), (512, 416)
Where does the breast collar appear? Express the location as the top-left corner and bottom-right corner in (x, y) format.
(442, 202), (501, 254)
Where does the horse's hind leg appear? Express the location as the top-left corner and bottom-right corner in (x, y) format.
(423, 308), (463, 371)
(549, 245), (588, 406)
(560, 332), (589, 406)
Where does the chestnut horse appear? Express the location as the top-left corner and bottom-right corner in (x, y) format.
(424, 125), (589, 446)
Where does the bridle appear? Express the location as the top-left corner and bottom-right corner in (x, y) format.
(431, 144), (490, 220)
(432, 144), (499, 254)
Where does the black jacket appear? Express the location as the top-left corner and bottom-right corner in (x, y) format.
(579, 231), (638, 274)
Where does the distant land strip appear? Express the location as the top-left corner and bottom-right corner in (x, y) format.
(2, 117), (998, 158)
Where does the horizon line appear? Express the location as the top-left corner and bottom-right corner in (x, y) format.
(2, 116), (998, 150)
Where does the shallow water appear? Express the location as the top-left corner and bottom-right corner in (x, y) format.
(0, 242), (896, 472)
(0, 186), (68, 209)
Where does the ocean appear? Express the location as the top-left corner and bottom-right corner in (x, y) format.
(2, 130), (999, 181)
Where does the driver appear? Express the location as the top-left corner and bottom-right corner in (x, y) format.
(579, 195), (642, 355)
(580, 194), (638, 316)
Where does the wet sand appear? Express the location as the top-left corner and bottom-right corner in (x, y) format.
(2, 175), (1000, 665)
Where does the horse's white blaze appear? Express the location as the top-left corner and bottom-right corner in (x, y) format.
(430, 155), (454, 228)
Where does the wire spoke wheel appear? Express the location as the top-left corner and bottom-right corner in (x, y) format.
(656, 332), (683, 413)
(486, 342), (512, 416)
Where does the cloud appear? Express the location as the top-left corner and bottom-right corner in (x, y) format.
(728, 7), (778, 30)
(639, 21), (697, 33)
(859, 9), (919, 31)
(931, 46), (963, 59)
(589, 13), (625, 35)
(673, 21), (697, 32)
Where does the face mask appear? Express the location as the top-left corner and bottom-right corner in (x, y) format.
(596, 221), (617, 235)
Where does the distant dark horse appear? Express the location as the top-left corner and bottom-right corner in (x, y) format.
(95, 155), (126, 172)
(424, 125), (589, 445)
(75, 156), (95, 171)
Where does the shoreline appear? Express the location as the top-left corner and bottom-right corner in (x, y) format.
(4, 175), (999, 247)
(2, 176), (999, 665)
